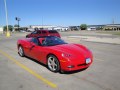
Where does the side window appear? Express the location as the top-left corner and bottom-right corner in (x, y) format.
(31, 38), (39, 45)
(42, 31), (47, 34)
(49, 30), (58, 34)
(37, 31), (41, 34)
(31, 31), (37, 34)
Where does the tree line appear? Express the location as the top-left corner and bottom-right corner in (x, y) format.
(69, 24), (87, 31)
(3, 24), (88, 32)
(3, 24), (19, 32)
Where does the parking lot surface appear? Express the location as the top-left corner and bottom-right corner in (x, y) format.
(0, 31), (120, 90)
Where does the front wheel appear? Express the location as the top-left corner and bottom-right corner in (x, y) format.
(26, 36), (28, 38)
(47, 55), (60, 72)
(18, 46), (25, 57)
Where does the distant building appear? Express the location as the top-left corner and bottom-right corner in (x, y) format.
(53, 27), (62, 31)
(53, 26), (68, 32)
(69, 26), (80, 31)
(87, 24), (120, 31)
(61, 27), (68, 32)
(14, 26), (28, 32)
(29, 25), (55, 30)
(87, 25), (105, 30)
(29, 25), (68, 32)
(103, 24), (120, 30)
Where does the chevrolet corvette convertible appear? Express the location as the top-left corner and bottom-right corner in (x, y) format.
(17, 36), (93, 72)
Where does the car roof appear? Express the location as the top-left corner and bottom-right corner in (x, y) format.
(34, 36), (57, 39)
(36, 30), (58, 31)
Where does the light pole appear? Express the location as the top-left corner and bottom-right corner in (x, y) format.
(15, 17), (20, 31)
(4, 0), (10, 37)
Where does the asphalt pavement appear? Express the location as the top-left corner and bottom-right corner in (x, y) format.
(0, 31), (120, 90)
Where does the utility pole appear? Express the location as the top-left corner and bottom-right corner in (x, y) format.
(112, 18), (115, 24)
(41, 16), (43, 30)
(4, 0), (10, 37)
(15, 17), (21, 31)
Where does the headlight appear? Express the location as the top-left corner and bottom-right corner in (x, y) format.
(86, 58), (91, 64)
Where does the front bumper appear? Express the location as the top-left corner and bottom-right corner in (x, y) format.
(60, 58), (92, 71)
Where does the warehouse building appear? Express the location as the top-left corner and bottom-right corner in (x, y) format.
(103, 24), (120, 30)
(87, 25), (105, 30)
(87, 24), (120, 31)
(29, 25), (55, 30)
(28, 25), (68, 31)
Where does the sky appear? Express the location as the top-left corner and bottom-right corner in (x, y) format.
(0, 0), (120, 27)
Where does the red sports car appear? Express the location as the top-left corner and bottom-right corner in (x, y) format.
(17, 36), (93, 72)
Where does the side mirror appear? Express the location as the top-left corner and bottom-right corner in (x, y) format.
(30, 42), (36, 47)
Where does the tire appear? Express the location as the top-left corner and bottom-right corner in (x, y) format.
(47, 55), (60, 72)
(18, 46), (25, 57)
(26, 36), (28, 38)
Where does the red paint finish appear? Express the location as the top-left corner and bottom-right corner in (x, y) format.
(17, 36), (93, 72)
(26, 30), (61, 38)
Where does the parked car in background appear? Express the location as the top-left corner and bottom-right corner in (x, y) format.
(20, 30), (26, 33)
(17, 36), (93, 73)
(26, 30), (61, 38)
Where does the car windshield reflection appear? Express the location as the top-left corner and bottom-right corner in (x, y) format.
(41, 36), (67, 46)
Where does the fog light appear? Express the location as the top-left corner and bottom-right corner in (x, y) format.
(68, 65), (74, 68)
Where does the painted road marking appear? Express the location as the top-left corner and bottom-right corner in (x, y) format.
(0, 50), (57, 88)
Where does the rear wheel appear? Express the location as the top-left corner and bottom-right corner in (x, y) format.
(47, 55), (60, 72)
(26, 36), (28, 38)
(18, 46), (25, 57)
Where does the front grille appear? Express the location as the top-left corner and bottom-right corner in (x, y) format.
(77, 63), (86, 66)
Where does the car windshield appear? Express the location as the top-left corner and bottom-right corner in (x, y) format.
(41, 36), (67, 46)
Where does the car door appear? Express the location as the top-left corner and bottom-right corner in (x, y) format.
(48, 30), (60, 38)
(28, 38), (39, 59)
(23, 40), (33, 57)
(29, 38), (46, 62)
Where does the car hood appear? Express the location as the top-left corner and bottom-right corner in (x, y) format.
(49, 44), (91, 58)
